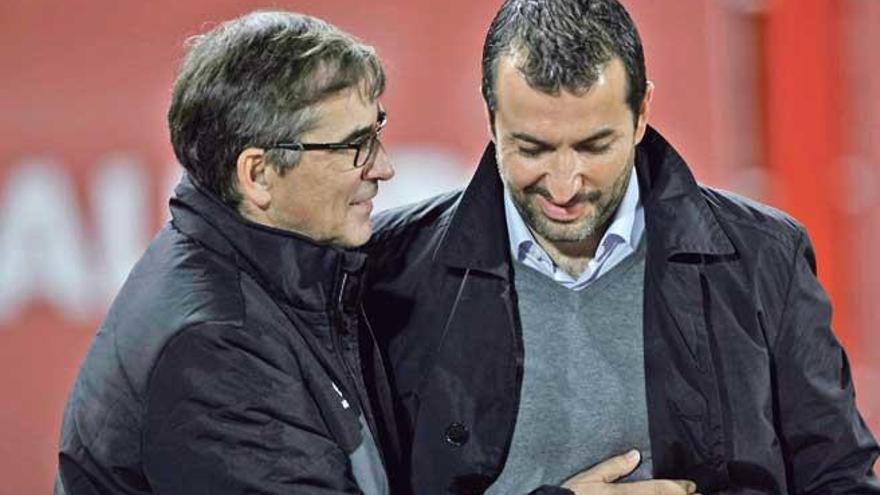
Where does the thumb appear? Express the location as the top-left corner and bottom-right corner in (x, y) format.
(580, 449), (641, 483)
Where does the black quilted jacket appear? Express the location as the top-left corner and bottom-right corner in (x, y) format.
(57, 175), (397, 495)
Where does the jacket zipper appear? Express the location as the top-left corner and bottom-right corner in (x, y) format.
(331, 271), (377, 431)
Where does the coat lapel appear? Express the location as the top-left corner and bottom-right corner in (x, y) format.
(638, 128), (736, 491)
(434, 143), (512, 280)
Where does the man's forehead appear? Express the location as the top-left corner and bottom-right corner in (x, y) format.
(496, 55), (627, 103)
(494, 58), (630, 133)
(305, 90), (380, 140)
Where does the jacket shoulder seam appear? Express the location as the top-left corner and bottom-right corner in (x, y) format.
(701, 187), (803, 252)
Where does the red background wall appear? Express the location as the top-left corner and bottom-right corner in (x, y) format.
(1, 1), (877, 493)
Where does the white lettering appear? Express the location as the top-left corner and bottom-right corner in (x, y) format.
(0, 160), (90, 322)
(92, 154), (149, 305)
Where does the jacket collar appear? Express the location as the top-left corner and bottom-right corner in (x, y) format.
(169, 174), (366, 312)
(434, 144), (512, 279)
(435, 126), (734, 277)
(636, 127), (735, 257)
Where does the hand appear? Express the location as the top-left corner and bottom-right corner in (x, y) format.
(562, 450), (699, 495)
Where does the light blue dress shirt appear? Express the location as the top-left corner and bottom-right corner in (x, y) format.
(503, 165), (645, 291)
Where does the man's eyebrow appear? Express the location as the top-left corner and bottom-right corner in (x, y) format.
(338, 124), (373, 144)
(336, 110), (385, 143)
(509, 128), (617, 148)
(574, 128), (616, 147)
(510, 132), (552, 147)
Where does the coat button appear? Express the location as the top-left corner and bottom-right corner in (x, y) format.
(445, 422), (469, 447)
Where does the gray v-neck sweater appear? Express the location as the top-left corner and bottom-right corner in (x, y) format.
(486, 240), (652, 494)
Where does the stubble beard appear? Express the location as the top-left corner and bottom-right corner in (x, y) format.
(509, 157), (635, 244)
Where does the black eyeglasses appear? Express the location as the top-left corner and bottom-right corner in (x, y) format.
(266, 110), (387, 169)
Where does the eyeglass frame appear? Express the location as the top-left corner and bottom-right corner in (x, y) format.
(264, 109), (387, 169)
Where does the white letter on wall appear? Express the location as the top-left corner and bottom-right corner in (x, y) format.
(0, 160), (90, 323)
(91, 154), (148, 307)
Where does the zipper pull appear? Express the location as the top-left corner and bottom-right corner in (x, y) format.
(331, 381), (350, 409)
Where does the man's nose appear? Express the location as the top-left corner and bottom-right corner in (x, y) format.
(363, 144), (394, 181)
(545, 152), (583, 203)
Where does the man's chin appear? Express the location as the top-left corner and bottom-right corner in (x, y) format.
(538, 231), (593, 244)
(528, 214), (597, 243)
(335, 221), (372, 248)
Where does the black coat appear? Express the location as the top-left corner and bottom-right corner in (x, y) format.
(363, 128), (879, 494)
(57, 176), (397, 494)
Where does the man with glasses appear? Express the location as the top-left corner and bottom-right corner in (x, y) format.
(56, 11), (395, 495)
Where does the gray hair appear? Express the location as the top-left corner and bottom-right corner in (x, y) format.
(168, 11), (385, 206)
(481, 0), (646, 127)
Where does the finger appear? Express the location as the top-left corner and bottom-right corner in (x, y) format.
(578, 449), (641, 483)
(613, 479), (697, 495)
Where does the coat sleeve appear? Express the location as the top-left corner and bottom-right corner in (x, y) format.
(142, 322), (364, 495)
(771, 230), (880, 494)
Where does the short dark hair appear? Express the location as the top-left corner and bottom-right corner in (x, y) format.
(481, 0), (646, 125)
(168, 11), (385, 206)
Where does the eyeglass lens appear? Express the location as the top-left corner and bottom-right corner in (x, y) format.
(354, 134), (378, 168)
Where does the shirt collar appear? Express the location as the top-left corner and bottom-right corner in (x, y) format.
(607, 163), (643, 251)
(504, 165), (643, 265)
(504, 186), (534, 264)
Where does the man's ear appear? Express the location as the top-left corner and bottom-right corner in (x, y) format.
(634, 81), (655, 145)
(484, 103), (497, 145)
(236, 147), (272, 210)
